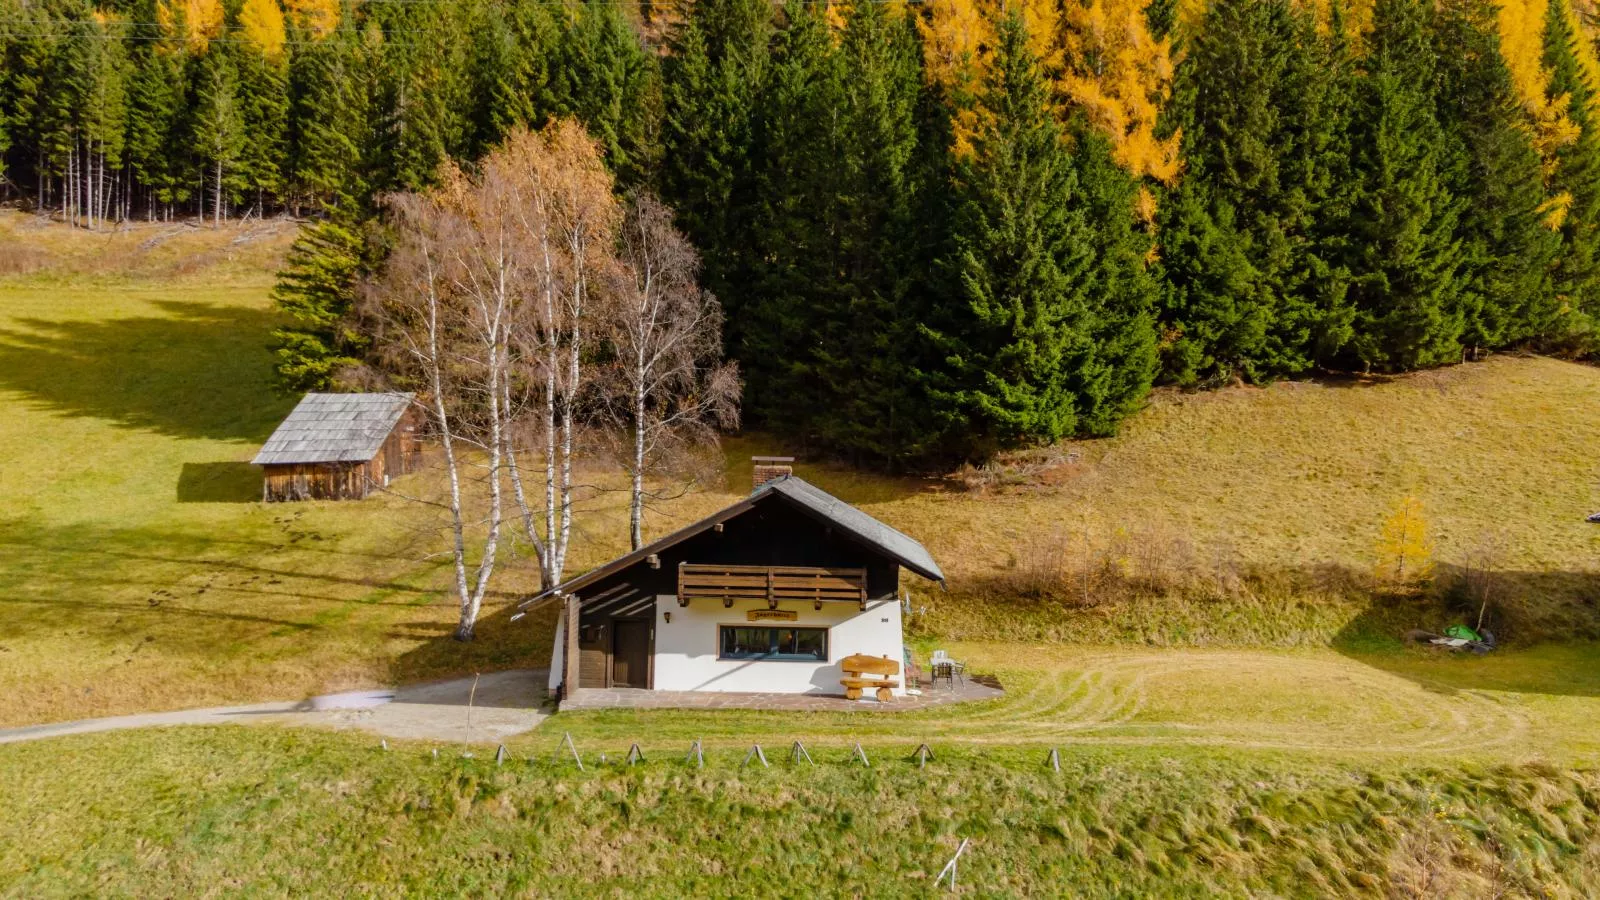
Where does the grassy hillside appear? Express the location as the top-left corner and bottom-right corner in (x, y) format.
(746, 358), (1600, 648)
(5, 211), (1600, 728)
(3, 726), (1598, 897)
(7, 215), (1600, 896)
(0, 214), (561, 727)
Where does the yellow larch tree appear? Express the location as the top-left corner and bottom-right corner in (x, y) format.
(239, 0), (288, 63)
(284, 0), (340, 39)
(157, 0), (225, 52)
(1499, 0), (1580, 169)
(1055, 0), (1181, 188)
(1375, 496), (1434, 588)
(917, 0), (1061, 156)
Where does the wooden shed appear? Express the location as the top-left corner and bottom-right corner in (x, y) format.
(252, 392), (423, 501)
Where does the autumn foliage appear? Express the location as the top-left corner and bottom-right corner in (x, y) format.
(917, 0), (1178, 185)
(1375, 496), (1435, 588)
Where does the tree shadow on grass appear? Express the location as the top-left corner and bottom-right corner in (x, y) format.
(0, 300), (293, 442)
(389, 600), (558, 691)
(177, 462), (262, 502)
(1332, 564), (1600, 698)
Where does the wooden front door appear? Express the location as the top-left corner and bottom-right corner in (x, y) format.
(611, 620), (651, 688)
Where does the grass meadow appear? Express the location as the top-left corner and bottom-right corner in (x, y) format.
(6, 213), (1600, 895)
(3, 726), (1599, 897)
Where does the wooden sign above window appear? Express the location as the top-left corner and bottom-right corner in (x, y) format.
(746, 609), (798, 622)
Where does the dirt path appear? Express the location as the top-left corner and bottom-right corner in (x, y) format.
(0, 670), (550, 746)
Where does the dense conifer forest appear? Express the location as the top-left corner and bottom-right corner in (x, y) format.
(5, 0), (1600, 465)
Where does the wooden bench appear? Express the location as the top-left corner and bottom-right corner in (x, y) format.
(840, 654), (900, 702)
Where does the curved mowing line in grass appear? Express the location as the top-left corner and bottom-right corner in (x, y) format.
(553, 651), (1544, 759)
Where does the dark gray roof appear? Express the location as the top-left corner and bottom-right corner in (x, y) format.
(252, 392), (414, 466)
(754, 475), (945, 581)
(522, 474), (943, 607)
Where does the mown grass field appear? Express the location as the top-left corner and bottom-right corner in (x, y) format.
(3, 726), (1599, 897)
(551, 642), (1600, 766)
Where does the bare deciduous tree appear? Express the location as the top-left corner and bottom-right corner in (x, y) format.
(495, 121), (621, 589)
(361, 122), (739, 639)
(363, 123), (620, 637)
(365, 181), (507, 641)
(605, 192), (740, 550)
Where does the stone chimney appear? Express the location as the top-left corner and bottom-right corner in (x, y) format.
(752, 456), (794, 489)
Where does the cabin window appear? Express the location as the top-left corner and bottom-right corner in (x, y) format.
(718, 625), (828, 662)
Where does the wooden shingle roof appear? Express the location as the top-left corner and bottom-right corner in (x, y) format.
(252, 392), (414, 466)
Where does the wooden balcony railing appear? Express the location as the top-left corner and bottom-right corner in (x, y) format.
(678, 563), (869, 609)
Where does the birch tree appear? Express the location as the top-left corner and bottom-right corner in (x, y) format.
(607, 192), (739, 550)
(369, 121), (620, 638)
(366, 183), (505, 641)
(494, 121), (620, 590)
(366, 123), (733, 637)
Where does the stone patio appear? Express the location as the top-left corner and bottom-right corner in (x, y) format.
(560, 673), (1003, 712)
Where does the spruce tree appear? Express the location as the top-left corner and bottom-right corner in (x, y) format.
(1543, 0), (1600, 328)
(230, 37), (289, 214)
(125, 38), (187, 217)
(1157, 0), (1326, 383)
(270, 205), (372, 392)
(1, 3), (49, 204)
(1433, 0), (1559, 350)
(736, 0), (840, 432)
(190, 49), (244, 224)
(468, 0), (556, 157)
(287, 18), (373, 210)
(1342, 0), (1464, 370)
(0, 0), (13, 190)
(369, 0), (473, 194)
(1066, 117), (1158, 435)
(548, 0), (661, 186)
(657, 0), (771, 319)
(1152, 179), (1262, 383)
(922, 11), (1095, 459)
(1145, 0), (1178, 41)
(810, 0), (925, 462)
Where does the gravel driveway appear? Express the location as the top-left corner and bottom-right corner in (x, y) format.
(0, 669), (550, 746)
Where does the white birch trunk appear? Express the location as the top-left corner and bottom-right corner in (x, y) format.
(419, 258), (475, 643)
(631, 386), (646, 551)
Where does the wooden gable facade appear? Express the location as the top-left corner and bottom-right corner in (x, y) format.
(529, 473), (946, 698)
(569, 500), (906, 690)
